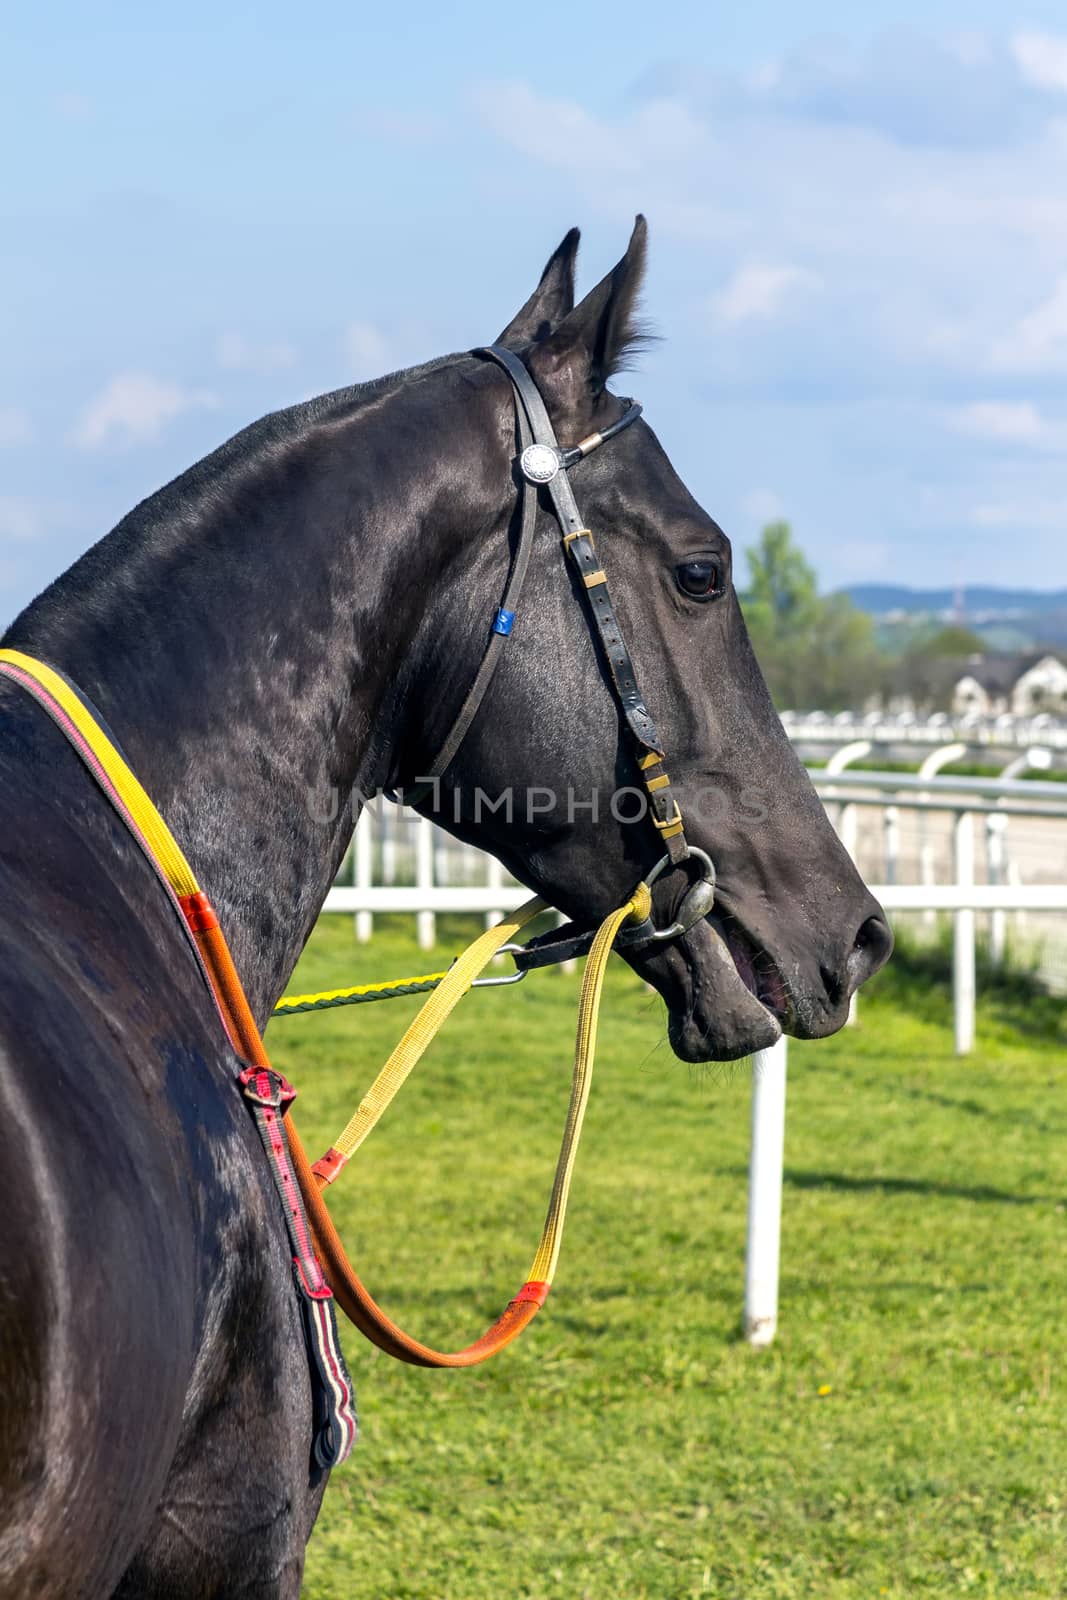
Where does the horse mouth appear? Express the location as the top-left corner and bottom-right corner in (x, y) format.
(626, 904), (789, 1063)
(710, 913), (793, 1029)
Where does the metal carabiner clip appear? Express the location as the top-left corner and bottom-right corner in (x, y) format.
(470, 945), (530, 987)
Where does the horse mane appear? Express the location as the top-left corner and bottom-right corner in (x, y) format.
(6, 352), (464, 637)
(121, 352), (462, 538)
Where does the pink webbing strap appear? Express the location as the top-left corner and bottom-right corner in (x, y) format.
(240, 1067), (358, 1467)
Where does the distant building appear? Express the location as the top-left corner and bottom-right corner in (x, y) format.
(951, 653), (1067, 717)
(880, 651), (1067, 718)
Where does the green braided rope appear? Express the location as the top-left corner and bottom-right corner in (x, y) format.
(272, 975), (448, 1019)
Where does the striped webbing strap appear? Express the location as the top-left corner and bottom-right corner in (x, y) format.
(0, 648), (357, 1469)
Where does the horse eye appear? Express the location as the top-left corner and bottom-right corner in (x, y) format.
(676, 560), (720, 600)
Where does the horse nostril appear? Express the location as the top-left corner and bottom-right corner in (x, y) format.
(851, 912), (894, 984)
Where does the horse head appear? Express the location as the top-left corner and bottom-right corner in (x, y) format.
(6, 216), (889, 1061)
(401, 218), (892, 1060)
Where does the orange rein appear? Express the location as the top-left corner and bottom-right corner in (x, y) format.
(183, 894), (545, 1367)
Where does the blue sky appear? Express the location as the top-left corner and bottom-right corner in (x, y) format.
(5, 1), (1067, 620)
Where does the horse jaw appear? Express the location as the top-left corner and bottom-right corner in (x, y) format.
(626, 919), (783, 1063)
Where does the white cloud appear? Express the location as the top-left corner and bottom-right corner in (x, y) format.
(347, 108), (447, 145)
(946, 33), (994, 69)
(0, 496), (46, 542)
(52, 91), (93, 120)
(947, 401), (1048, 442)
(747, 60), (781, 92)
(711, 264), (819, 326)
(72, 373), (217, 450)
(971, 498), (1067, 530)
(990, 275), (1067, 372)
(1010, 32), (1067, 93)
(0, 408), (31, 447)
(474, 72), (1067, 385)
(469, 61), (1067, 586)
(831, 538), (894, 581)
(216, 332), (297, 375)
(343, 321), (392, 380)
(473, 81), (644, 175)
(742, 488), (785, 523)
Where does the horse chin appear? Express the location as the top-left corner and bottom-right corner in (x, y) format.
(628, 918), (783, 1064)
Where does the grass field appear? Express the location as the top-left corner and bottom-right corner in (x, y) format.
(265, 915), (1067, 1600)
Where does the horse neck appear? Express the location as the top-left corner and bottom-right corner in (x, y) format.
(4, 361), (510, 1021)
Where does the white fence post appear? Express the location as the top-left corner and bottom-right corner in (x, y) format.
(1008, 858), (1024, 944)
(380, 806), (397, 887)
(825, 740), (872, 775)
(986, 812), (1007, 967)
(883, 805), (900, 886)
(744, 1035), (788, 1347)
(485, 853), (505, 932)
(415, 816), (435, 951)
(434, 825), (452, 890)
(353, 811), (373, 944)
(1000, 747), (1051, 783)
(824, 742), (870, 862)
(917, 743), (968, 929)
(954, 810), (976, 1055)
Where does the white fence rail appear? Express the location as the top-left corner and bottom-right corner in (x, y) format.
(321, 879), (1067, 1053)
(325, 885), (528, 914)
(784, 709), (1067, 752)
(324, 761), (1067, 1003)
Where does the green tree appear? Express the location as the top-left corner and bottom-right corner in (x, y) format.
(911, 624), (984, 658)
(892, 625), (986, 712)
(741, 521), (883, 711)
(744, 521), (819, 633)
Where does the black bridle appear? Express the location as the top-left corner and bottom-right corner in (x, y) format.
(404, 343), (716, 964)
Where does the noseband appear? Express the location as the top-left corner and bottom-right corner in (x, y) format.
(405, 344), (716, 962)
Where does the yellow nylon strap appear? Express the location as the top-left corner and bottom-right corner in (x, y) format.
(3, 648), (657, 1323)
(0, 648), (200, 900)
(331, 896), (548, 1162)
(529, 880), (651, 1284)
(323, 881), (652, 1297)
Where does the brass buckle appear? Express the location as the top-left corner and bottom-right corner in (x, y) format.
(650, 800), (683, 833)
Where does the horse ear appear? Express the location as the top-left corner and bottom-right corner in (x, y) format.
(496, 228), (581, 347)
(528, 215), (651, 426)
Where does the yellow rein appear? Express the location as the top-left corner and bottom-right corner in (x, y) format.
(306, 885), (651, 1298)
(1, 644), (652, 1363)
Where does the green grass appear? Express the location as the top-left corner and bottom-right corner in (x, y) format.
(266, 915), (1067, 1600)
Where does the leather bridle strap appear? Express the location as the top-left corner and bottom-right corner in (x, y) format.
(412, 401), (539, 795)
(477, 344), (689, 866)
(410, 345), (687, 865)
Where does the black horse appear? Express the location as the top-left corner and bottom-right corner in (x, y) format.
(0, 219), (890, 1597)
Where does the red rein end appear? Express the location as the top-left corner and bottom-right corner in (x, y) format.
(312, 1146), (348, 1186)
(179, 891), (219, 934)
(514, 1280), (551, 1308)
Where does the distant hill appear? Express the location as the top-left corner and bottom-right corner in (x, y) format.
(841, 585), (1067, 618)
(839, 585), (1067, 649)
